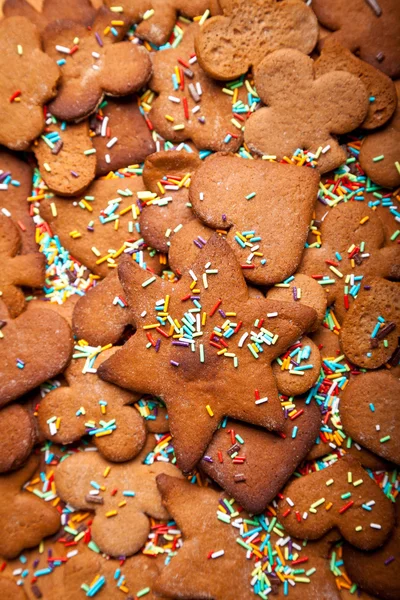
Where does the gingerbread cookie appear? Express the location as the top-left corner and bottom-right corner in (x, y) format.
(0, 576), (27, 600)
(44, 7), (151, 122)
(298, 203), (400, 323)
(315, 38), (397, 130)
(340, 371), (400, 465)
(0, 150), (37, 254)
(54, 450), (182, 557)
(313, 0), (400, 78)
(266, 274), (328, 332)
(277, 454), (395, 550)
(98, 234), (317, 472)
(272, 336), (322, 397)
(33, 119), (97, 196)
(149, 23), (248, 153)
(139, 150), (202, 253)
(155, 474), (255, 599)
(104, 0), (213, 47)
(3, 0), (96, 32)
(0, 16), (60, 150)
(201, 400), (321, 513)
(39, 176), (165, 277)
(343, 503), (400, 600)
(91, 97), (156, 176)
(339, 277), (400, 369)
(0, 212), (45, 317)
(244, 49), (369, 173)
(0, 301), (73, 406)
(189, 152), (320, 285)
(194, 0), (318, 80)
(0, 401), (38, 474)
(359, 81), (400, 189)
(27, 293), (80, 328)
(61, 547), (168, 600)
(38, 348), (146, 462)
(0, 455), (60, 559)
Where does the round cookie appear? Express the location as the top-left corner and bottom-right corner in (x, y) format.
(0, 403), (36, 473)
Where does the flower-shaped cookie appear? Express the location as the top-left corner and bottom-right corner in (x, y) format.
(0, 16), (60, 150)
(98, 234), (317, 472)
(359, 81), (400, 189)
(277, 454), (395, 550)
(0, 300), (73, 406)
(0, 214), (45, 317)
(194, 0), (318, 80)
(149, 23), (248, 153)
(0, 455), (60, 559)
(244, 49), (369, 173)
(33, 119), (97, 196)
(3, 0), (96, 31)
(298, 202), (400, 322)
(38, 348), (146, 462)
(43, 7), (152, 122)
(104, 0), (213, 46)
(39, 175), (165, 277)
(189, 152), (320, 285)
(315, 38), (397, 130)
(54, 450), (182, 557)
(313, 0), (400, 78)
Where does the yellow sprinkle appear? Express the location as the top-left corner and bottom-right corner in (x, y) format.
(206, 404), (214, 417)
(118, 500), (127, 507)
(50, 202), (57, 217)
(43, 162), (51, 172)
(173, 124), (185, 131)
(105, 510), (117, 518)
(17, 44), (23, 55)
(359, 216), (369, 225)
(329, 265), (343, 278)
(91, 246), (101, 257)
(165, 115), (174, 122)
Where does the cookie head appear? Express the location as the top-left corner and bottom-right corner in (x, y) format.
(0, 16), (60, 150)
(244, 49), (369, 173)
(194, 0), (318, 80)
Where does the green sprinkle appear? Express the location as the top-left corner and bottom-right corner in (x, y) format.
(137, 588), (151, 598)
(380, 435), (391, 443)
(372, 155), (384, 162)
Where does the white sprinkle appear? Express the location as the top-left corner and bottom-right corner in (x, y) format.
(13, 569), (22, 576)
(210, 550), (225, 559)
(199, 192), (204, 201)
(55, 45), (71, 54)
(92, 64), (100, 71)
(189, 269), (197, 281)
(192, 105), (201, 114)
(67, 550), (79, 558)
(89, 489), (100, 495)
(1, 207), (11, 217)
(49, 422), (57, 436)
(255, 397), (268, 405)
(302, 512), (308, 520)
(366, 500), (376, 507)
(0, 184), (9, 190)
(370, 523), (381, 529)
(205, 261), (211, 269)
(101, 116), (109, 137)
(106, 136), (118, 148)
(168, 95), (181, 103)
(322, 144), (331, 154)
(267, 312), (278, 318)
(286, 497), (294, 507)
(238, 332), (248, 347)
(202, 272), (208, 289)
(105, 154), (111, 164)
(92, 51), (100, 59)
(188, 55), (197, 64)
(196, 82), (203, 96)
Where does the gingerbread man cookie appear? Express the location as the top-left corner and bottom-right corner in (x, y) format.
(0, 455), (60, 559)
(244, 49), (369, 173)
(98, 234), (317, 472)
(54, 450), (182, 557)
(38, 348), (146, 462)
(43, 7), (151, 122)
(3, 0), (96, 32)
(194, 0), (318, 80)
(0, 16), (60, 150)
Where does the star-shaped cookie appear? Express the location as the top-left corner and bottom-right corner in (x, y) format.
(98, 234), (316, 471)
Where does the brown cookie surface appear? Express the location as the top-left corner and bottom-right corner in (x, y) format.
(244, 49), (369, 173)
(313, 0), (400, 78)
(0, 403), (36, 473)
(201, 400), (321, 513)
(340, 371), (400, 465)
(359, 81), (400, 189)
(315, 38), (397, 130)
(0, 150), (37, 254)
(0, 576), (28, 599)
(98, 234), (317, 472)
(43, 7), (151, 122)
(33, 119), (97, 196)
(0, 301), (73, 406)
(0, 16), (59, 150)
(0, 455), (60, 559)
(167, 216), (214, 275)
(189, 152), (320, 285)
(3, 0), (96, 31)
(0, 211), (45, 318)
(277, 454), (395, 550)
(39, 176), (165, 277)
(92, 97), (156, 176)
(339, 278), (400, 369)
(38, 348), (146, 462)
(194, 0), (318, 80)
(54, 450), (182, 557)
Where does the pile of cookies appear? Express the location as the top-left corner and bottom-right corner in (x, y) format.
(0, 0), (399, 598)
